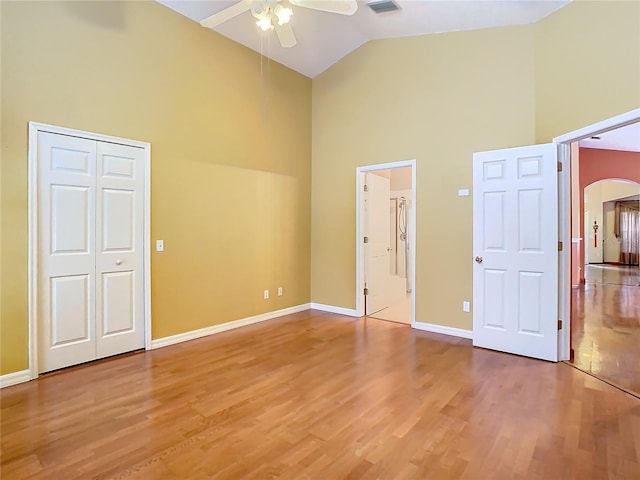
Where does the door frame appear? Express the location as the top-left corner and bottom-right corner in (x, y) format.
(554, 108), (640, 361)
(356, 159), (416, 325)
(27, 122), (152, 380)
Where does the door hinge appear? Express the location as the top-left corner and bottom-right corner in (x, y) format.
(364, 236), (369, 243)
(558, 241), (563, 252)
(364, 287), (369, 295)
(558, 320), (563, 330)
(364, 184), (369, 192)
(557, 161), (563, 172)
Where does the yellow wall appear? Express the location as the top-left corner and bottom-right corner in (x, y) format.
(2, 0), (639, 377)
(535, 0), (640, 142)
(0, 1), (311, 374)
(312, 27), (536, 327)
(311, 0), (640, 328)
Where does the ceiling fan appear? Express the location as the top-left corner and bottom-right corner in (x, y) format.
(200, 0), (359, 48)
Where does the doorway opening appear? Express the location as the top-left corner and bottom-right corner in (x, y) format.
(356, 160), (416, 326)
(555, 109), (640, 396)
(568, 132), (640, 396)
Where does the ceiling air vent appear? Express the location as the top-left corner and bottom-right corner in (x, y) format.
(367, 0), (401, 14)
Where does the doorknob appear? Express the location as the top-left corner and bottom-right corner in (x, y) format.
(475, 256), (483, 264)
(116, 259), (123, 265)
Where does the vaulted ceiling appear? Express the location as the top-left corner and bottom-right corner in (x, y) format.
(157, 0), (570, 78)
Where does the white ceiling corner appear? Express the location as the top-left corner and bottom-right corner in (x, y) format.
(156, 0), (571, 78)
(578, 122), (640, 153)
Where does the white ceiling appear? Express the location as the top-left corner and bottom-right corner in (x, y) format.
(157, 0), (570, 78)
(578, 122), (640, 153)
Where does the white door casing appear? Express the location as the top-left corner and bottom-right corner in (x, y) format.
(364, 172), (391, 315)
(473, 143), (559, 362)
(37, 131), (146, 373)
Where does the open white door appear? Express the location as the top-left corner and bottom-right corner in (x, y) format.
(364, 172), (391, 315)
(473, 143), (559, 362)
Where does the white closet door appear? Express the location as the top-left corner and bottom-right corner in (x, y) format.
(38, 132), (146, 373)
(38, 132), (97, 372)
(95, 142), (145, 358)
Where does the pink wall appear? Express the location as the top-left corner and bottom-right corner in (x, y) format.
(577, 148), (640, 278)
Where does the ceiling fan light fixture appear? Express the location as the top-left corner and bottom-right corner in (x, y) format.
(256, 16), (274, 31)
(274, 5), (293, 26)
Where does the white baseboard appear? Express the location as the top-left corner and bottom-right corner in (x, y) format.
(310, 303), (361, 317)
(151, 303), (311, 350)
(413, 321), (473, 339)
(0, 369), (32, 388)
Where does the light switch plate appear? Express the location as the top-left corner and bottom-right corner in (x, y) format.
(156, 240), (164, 252)
(463, 301), (470, 312)
(277, 287), (283, 296)
(458, 189), (469, 197)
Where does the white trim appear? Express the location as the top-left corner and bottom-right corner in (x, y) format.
(309, 303), (360, 317)
(28, 122), (152, 379)
(553, 108), (640, 361)
(413, 322), (473, 339)
(355, 160), (417, 326)
(554, 109), (640, 144)
(151, 304), (311, 349)
(0, 370), (32, 388)
(143, 145), (152, 350)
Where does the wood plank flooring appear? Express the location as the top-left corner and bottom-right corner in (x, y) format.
(571, 264), (640, 396)
(2, 310), (639, 479)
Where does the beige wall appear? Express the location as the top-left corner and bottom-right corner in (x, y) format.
(0, 1), (311, 374)
(311, 0), (640, 329)
(2, 0), (639, 377)
(534, 0), (640, 142)
(312, 26), (536, 327)
(584, 181), (639, 263)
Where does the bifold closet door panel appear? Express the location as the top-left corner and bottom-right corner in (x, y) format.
(38, 132), (98, 373)
(95, 141), (145, 358)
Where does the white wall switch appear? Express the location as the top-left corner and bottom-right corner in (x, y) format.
(458, 189), (469, 197)
(277, 287), (283, 296)
(264, 289), (270, 300)
(463, 301), (470, 312)
(156, 240), (164, 252)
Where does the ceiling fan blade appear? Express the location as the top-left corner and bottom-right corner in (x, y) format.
(275, 22), (297, 48)
(200, 0), (252, 28)
(289, 0), (358, 15)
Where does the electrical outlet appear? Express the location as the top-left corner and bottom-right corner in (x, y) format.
(277, 287), (283, 297)
(263, 289), (270, 300)
(156, 240), (164, 252)
(463, 301), (470, 312)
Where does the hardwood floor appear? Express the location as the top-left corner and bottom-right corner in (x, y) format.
(2, 310), (639, 479)
(571, 264), (640, 396)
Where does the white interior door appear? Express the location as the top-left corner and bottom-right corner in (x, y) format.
(96, 142), (145, 358)
(38, 132), (145, 373)
(365, 172), (391, 315)
(473, 143), (559, 362)
(38, 132), (98, 372)
(389, 199), (397, 275)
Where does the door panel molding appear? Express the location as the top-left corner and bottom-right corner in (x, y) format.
(28, 122), (151, 379)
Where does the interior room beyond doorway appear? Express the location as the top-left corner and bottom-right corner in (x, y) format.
(364, 166), (412, 325)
